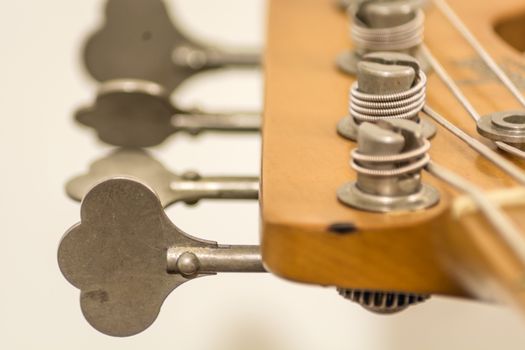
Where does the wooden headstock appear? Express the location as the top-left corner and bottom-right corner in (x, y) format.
(260, 0), (525, 310)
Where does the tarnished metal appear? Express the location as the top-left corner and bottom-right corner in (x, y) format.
(338, 119), (439, 212)
(337, 52), (436, 141)
(66, 148), (259, 206)
(167, 245), (264, 276)
(337, 0), (429, 75)
(76, 79), (261, 147)
(83, 0), (260, 91)
(58, 178), (265, 337)
(477, 111), (525, 150)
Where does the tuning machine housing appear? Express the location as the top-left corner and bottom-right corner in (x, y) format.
(337, 0), (430, 75)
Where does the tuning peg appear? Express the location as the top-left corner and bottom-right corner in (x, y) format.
(84, 0), (260, 91)
(75, 79), (261, 147)
(337, 0), (429, 75)
(58, 178), (265, 337)
(66, 148), (259, 207)
(337, 52), (436, 141)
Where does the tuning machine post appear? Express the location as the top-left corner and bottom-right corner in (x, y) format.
(66, 148), (259, 207)
(338, 52), (436, 141)
(84, 0), (260, 92)
(58, 178), (266, 337)
(337, 0), (429, 75)
(338, 119), (439, 212)
(75, 79), (261, 147)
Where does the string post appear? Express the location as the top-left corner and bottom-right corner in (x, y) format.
(337, 0), (429, 75)
(338, 52), (436, 141)
(337, 118), (440, 212)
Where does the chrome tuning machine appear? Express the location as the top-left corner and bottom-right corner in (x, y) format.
(66, 148), (259, 207)
(337, 0), (429, 75)
(58, 178), (266, 337)
(84, 0), (260, 91)
(338, 52), (436, 141)
(338, 118), (439, 212)
(76, 79), (261, 147)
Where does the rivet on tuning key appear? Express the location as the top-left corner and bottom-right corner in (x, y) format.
(337, 119), (439, 212)
(66, 148), (259, 207)
(75, 79), (261, 147)
(58, 178), (266, 337)
(337, 0), (430, 75)
(84, 0), (260, 91)
(338, 52), (436, 141)
(477, 111), (525, 151)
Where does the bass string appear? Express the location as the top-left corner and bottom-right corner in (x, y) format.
(432, 0), (525, 107)
(419, 1), (525, 265)
(422, 104), (525, 185)
(426, 161), (525, 269)
(421, 44), (525, 159)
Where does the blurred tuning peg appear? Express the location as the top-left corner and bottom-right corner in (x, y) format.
(75, 79), (261, 147)
(337, 0), (352, 11)
(84, 0), (260, 91)
(66, 148), (259, 207)
(58, 178), (265, 337)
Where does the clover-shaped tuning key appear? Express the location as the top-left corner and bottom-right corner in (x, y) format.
(58, 178), (265, 337)
(66, 148), (259, 207)
(84, 0), (260, 91)
(76, 80), (261, 147)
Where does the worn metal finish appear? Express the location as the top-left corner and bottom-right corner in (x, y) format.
(337, 288), (429, 313)
(58, 178), (266, 337)
(338, 52), (436, 141)
(66, 148), (259, 206)
(477, 111), (525, 150)
(83, 0), (260, 91)
(167, 245), (265, 276)
(337, 0), (430, 75)
(76, 80), (261, 147)
(337, 181), (439, 212)
(338, 120), (439, 212)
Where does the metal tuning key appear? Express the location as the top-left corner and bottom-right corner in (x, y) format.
(66, 148), (259, 207)
(338, 52), (436, 141)
(76, 79), (261, 147)
(84, 0), (260, 91)
(58, 178), (266, 337)
(338, 119), (439, 212)
(337, 0), (429, 75)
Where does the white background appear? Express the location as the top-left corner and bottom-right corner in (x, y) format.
(1, 0), (525, 348)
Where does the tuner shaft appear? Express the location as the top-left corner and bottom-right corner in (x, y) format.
(171, 174), (260, 204)
(172, 112), (261, 134)
(167, 245), (266, 276)
(173, 46), (261, 69)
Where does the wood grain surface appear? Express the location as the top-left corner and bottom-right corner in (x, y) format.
(261, 0), (525, 299)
